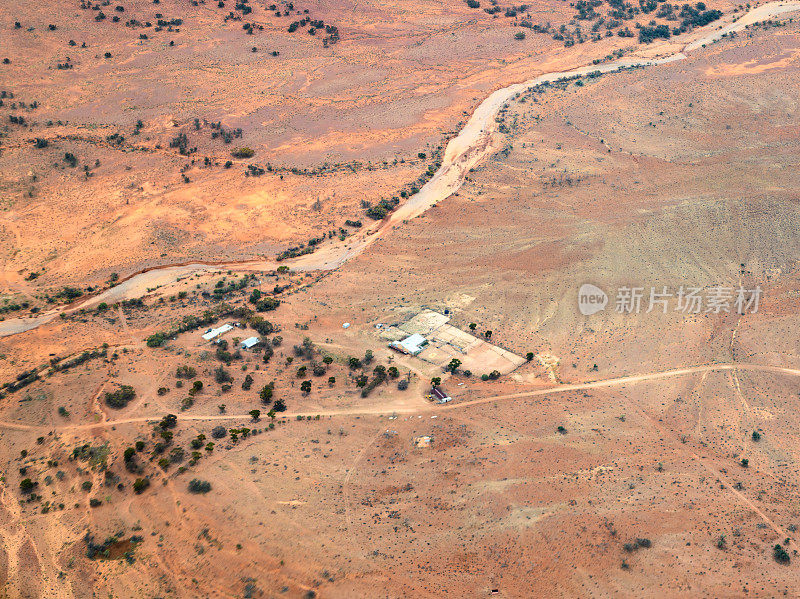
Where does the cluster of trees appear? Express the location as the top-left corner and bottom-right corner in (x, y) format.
(105, 385), (135, 409)
(188, 479), (212, 494)
(276, 235), (326, 261)
(84, 532), (143, 560)
(774, 543), (791, 564)
(637, 22), (670, 42)
(365, 197), (400, 220)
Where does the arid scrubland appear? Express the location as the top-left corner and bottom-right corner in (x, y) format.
(2, 0), (800, 597)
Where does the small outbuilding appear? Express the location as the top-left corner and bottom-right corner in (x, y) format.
(431, 387), (452, 404)
(241, 336), (260, 350)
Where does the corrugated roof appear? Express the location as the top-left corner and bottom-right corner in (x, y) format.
(241, 336), (260, 349)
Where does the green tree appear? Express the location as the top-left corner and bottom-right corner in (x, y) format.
(20, 478), (37, 493)
(259, 383), (274, 404)
(249, 409), (261, 422)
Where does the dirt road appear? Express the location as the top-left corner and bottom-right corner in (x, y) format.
(1, 361), (797, 432)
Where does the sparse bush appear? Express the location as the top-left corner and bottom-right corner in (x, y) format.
(255, 297), (280, 312)
(146, 332), (167, 347)
(774, 544), (791, 564)
(214, 366), (232, 384)
(188, 479), (212, 494)
(20, 478), (37, 493)
(105, 385), (135, 409)
(176, 365), (197, 379)
(231, 147), (254, 159)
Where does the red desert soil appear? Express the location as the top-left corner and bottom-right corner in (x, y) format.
(2, 1), (800, 598)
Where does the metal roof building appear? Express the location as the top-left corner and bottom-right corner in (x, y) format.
(432, 387), (452, 403)
(202, 323), (234, 341)
(241, 336), (260, 349)
(390, 333), (428, 356)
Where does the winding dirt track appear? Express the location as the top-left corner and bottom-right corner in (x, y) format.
(1, 362), (798, 431)
(2, 1), (798, 338)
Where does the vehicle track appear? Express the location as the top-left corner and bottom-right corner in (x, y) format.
(1, 362), (798, 431)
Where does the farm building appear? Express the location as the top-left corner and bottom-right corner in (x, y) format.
(390, 333), (428, 355)
(431, 387), (452, 404)
(241, 336), (260, 350)
(201, 323), (234, 341)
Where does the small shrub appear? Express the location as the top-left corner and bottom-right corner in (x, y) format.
(231, 147), (254, 159)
